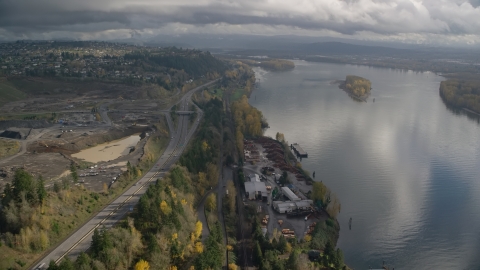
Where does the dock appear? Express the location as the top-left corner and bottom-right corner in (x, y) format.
(291, 143), (308, 157)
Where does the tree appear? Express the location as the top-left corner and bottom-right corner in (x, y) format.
(226, 180), (236, 214)
(135, 259), (150, 270)
(195, 241), (204, 253)
(286, 250), (299, 270)
(311, 181), (327, 204)
(12, 168), (36, 203)
(326, 193), (341, 218)
(37, 175), (47, 203)
(275, 132), (285, 142)
(195, 221), (203, 239)
(75, 252), (92, 270)
(205, 193), (216, 212)
(206, 163), (218, 186)
(58, 257), (75, 270)
(279, 171), (289, 186)
(160, 200), (172, 215)
(253, 241), (263, 266)
(102, 183), (108, 194)
(47, 260), (59, 270)
(333, 248), (344, 268)
(277, 235), (287, 253)
(53, 182), (61, 193)
(70, 163), (78, 183)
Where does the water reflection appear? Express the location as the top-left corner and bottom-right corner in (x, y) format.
(249, 61), (480, 269)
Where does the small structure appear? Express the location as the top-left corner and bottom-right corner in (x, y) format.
(272, 201), (297, 214)
(249, 174), (260, 182)
(245, 181), (268, 201)
(272, 200), (314, 214)
(281, 187), (300, 201)
(291, 143), (308, 157)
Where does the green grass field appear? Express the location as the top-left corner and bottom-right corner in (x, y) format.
(0, 139), (21, 159)
(0, 81), (27, 106)
(231, 88), (246, 101)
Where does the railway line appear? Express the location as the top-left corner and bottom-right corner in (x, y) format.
(31, 80), (215, 270)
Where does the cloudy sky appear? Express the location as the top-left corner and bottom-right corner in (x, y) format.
(1, 0), (480, 46)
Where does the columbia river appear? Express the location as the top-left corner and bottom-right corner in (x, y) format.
(249, 60), (480, 269)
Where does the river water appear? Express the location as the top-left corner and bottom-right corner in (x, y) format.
(249, 61), (480, 269)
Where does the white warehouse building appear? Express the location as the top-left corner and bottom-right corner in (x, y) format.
(272, 200), (314, 214)
(281, 187), (301, 201)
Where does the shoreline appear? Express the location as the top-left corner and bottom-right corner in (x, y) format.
(338, 80), (370, 102)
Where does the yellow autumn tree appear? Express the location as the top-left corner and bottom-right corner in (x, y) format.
(228, 263), (238, 270)
(205, 193), (216, 212)
(198, 172), (208, 195)
(103, 182), (108, 194)
(195, 241), (204, 253)
(201, 140), (209, 152)
(304, 234), (312, 242)
(160, 200), (172, 215)
(195, 221), (203, 239)
(135, 259), (150, 270)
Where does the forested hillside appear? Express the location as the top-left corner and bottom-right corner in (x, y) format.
(125, 49), (226, 77)
(231, 95), (268, 155)
(56, 98), (226, 270)
(440, 80), (480, 114)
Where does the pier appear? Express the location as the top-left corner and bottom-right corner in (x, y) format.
(291, 143), (308, 157)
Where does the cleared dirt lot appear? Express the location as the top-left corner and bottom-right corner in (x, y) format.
(0, 78), (174, 193)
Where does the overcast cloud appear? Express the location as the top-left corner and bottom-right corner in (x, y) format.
(1, 0), (480, 45)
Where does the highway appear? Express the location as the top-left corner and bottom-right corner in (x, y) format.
(32, 80), (217, 270)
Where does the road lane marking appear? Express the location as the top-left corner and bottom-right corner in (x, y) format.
(51, 114), (191, 266)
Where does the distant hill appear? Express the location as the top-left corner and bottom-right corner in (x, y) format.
(301, 42), (411, 55)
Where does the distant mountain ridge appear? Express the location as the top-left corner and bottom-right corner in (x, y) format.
(301, 41), (411, 55)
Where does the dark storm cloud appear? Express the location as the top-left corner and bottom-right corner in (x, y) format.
(0, 0), (479, 41)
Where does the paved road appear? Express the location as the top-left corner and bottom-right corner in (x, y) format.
(31, 80), (217, 270)
(196, 190), (213, 243)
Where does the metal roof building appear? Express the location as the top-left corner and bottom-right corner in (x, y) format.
(281, 186), (300, 201)
(245, 181), (267, 200)
(272, 200), (313, 214)
(249, 174), (260, 182)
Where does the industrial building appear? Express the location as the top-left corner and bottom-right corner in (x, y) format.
(245, 174), (268, 201)
(249, 174), (260, 182)
(272, 200), (314, 214)
(281, 186), (301, 201)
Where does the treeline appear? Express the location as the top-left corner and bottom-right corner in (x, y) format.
(0, 150), (154, 268)
(231, 95), (268, 154)
(50, 166), (208, 270)
(221, 61), (256, 98)
(250, 216), (345, 270)
(344, 75), (371, 97)
(310, 181), (341, 219)
(125, 50), (226, 77)
(258, 59), (295, 71)
(236, 59), (295, 72)
(440, 79), (480, 114)
(180, 99), (222, 174)
(60, 99), (227, 269)
(149, 53), (225, 77)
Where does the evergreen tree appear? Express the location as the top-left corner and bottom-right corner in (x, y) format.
(70, 164), (78, 183)
(37, 175), (47, 203)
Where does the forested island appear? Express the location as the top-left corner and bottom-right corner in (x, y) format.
(339, 75), (372, 101)
(440, 80), (480, 115)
